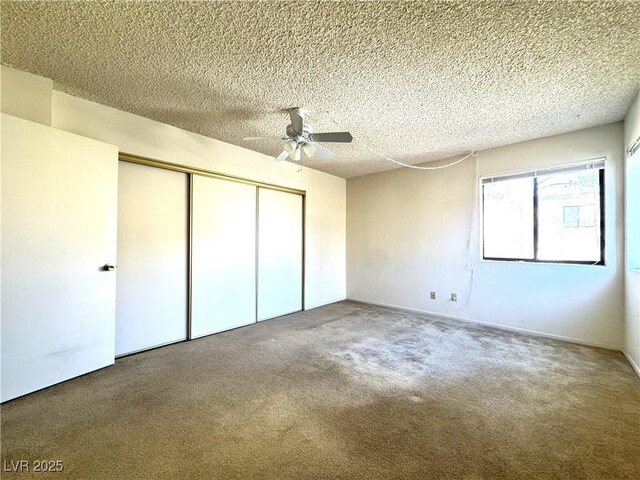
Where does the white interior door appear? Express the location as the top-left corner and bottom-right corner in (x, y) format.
(1, 114), (118, 402)
(191, 176), (256, 337)
(115, 162), (188, 356)
(258, 188), (303, 321)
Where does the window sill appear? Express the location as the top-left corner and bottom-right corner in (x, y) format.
(480, 258), (605, 267)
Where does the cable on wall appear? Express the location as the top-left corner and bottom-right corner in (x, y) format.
(458, 152), (480, 309)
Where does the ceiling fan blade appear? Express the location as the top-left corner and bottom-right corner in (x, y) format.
(309, 132), (353, 143)
(289, 108), (305, 135)
(308, 142), (336, 160)
(243, 136), (286, 141)
(274, 150), (289, 162)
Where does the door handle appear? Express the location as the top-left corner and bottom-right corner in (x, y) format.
(103, 264), (116, 271)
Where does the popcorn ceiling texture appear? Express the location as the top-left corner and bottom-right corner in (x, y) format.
(1, 1), (639, 178)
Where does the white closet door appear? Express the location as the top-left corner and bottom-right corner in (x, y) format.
(258, 188), (303, 321)
(191, 176), (256, 337)
(1, 114), (118, 402)
(115, 162), (188, 356)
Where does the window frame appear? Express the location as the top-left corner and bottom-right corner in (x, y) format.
(481, 161), (605, 266)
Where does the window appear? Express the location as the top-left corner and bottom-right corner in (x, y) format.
(482, 160), (605, 265)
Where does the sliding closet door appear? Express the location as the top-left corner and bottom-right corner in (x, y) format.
(258, 188), (303, 321)
(115, 162), (188, 356)
(191, 176), (256, 337)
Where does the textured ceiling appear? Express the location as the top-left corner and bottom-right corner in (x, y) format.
(2, 1), (639, 178)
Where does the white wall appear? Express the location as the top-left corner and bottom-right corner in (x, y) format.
(1, 66), (52, 126)
(50, 93), (346, 310)
(624, 89), (640, 374)
(348, 123), (625, 349)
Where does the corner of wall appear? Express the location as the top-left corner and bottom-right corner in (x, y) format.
(346, 125), (626, 349)
(623, 349), (640, 377)
(624, 89), (640, 151)
(1, 66), (53, 126)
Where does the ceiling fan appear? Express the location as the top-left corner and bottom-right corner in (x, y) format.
(243, 107), (353, 162)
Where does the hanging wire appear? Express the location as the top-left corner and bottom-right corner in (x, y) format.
(318, 110), (478, 170)
(356, 141), (477, 170)
(461, 152), (480, 308)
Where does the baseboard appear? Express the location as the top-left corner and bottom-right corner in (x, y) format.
(623, 350), (640, 378)
(347, 297), (622, 352)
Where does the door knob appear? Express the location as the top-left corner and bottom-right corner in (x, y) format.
(103, 264), (116, 271)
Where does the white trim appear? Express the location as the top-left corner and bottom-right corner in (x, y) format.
(347, 297), (622, 351)
(623, 350), (640, 378)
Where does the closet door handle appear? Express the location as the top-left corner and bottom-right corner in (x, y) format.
(103, 264), (116, 271)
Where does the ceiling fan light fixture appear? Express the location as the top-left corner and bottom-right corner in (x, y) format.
(284, 139), (297, 153)
(302, 143), (316, 158)
(289, 147), (301, 161)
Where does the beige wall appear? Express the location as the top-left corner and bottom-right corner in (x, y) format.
(1, 66), (52, 126)
(348, 123), (625, 349)
(624, 89), (640, 374)
(624, 90), (640, 152)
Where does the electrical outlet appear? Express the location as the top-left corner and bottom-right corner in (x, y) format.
(451, 293), (457, 302)
(430, 291), (436, 300)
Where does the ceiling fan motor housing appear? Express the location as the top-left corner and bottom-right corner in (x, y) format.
(286, 124), (313, 142)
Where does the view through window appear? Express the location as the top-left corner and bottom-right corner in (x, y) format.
(482, 160), (604, 264)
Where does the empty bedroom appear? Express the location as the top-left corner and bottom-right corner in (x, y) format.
(1, 1), (639, 479)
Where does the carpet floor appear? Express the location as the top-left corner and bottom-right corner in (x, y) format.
(1, 301), (639, 479)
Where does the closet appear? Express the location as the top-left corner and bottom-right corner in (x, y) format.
(116, 156), (305, 351)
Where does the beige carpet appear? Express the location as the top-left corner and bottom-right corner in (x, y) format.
(1, 301), (639, 479)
